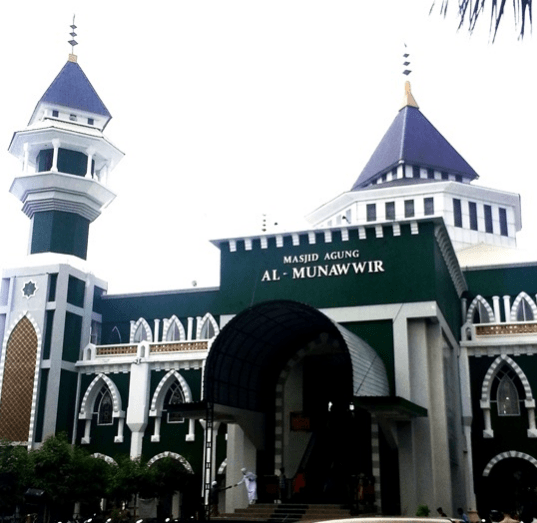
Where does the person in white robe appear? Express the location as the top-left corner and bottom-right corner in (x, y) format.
(236, 467), (257, 504)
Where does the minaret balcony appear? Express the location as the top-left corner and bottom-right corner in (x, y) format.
(10, 171), (116, 222)
(8, 123), (123, 179)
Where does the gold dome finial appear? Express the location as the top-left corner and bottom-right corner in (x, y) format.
(402, 80), (419, 109)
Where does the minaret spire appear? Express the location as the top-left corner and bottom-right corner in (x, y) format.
(68, 15), (78, 63)
(401, 44), (419, 109)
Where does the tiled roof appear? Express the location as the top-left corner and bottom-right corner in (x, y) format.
(32, 60), (111, 120)
(351, 103), (478, 190)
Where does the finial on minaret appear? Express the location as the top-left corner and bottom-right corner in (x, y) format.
(68, 15), (78, 63)
(402, 80), (419, 109)
(401, 43), (418, 109)
(402, 43), (411, 76)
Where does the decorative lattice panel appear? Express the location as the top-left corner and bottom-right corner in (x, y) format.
(476, 323), (537, 336)
(0, 317), (37, 442)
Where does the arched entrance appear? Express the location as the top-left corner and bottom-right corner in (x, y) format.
(480, 453), (537, 516)
(204, 300), (390, 506)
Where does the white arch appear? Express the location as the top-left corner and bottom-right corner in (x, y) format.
(149, 371), (195, 442)
(150, 370), (193, 414)
(466, 295), (495, 324)
(483, 451), (537, 476)
(92, 452), (118, 465)
(217, 458), (227, 475)
(480, 355), (533, 407)
(480, 355), (537, 439)
(130, 318), (153, 343)
(147, 451), (194, 474)
(197, 313), (219, 340)
(510, 292), (537, 322)
(110, 326), (122, 344)
(79, 373), (125, 420)
(163, 315), (186, 342)
(79, 374), (125, 445)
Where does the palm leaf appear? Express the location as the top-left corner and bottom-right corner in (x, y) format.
(431, 0), (532, 40)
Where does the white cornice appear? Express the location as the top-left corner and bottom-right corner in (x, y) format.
(10, 172), (116, 221)
(434, 223), (468, 297)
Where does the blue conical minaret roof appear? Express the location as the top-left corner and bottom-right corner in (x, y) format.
(351, 82), (478, 190)
(29, 57), (111, 126)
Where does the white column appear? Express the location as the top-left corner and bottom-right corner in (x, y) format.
(151, 416), (161, 442)
(525, 399), (537, 438)
(154, 319), (160, 343)
(126, 362), (151, 458)
(86, 148), (95, 178)
(527, 408), (537, 437)
(463, 424), (477, 510)
(115, 418), (125, 443)
(130, 320), (135, 343)
(225, 424), (257, 512)
(393, 311), (411, 400)
(503, 295), (512, 322)
(51, 139), (60, 172)
(82, 419), (91, 444)
(459, 347), (476, 509)
(426, 322), (452, 513)
(492, 296), (502, 323)
(186, 419), (195, 441)
(187, 317), (194, 340)
(481, 406), (493, 438)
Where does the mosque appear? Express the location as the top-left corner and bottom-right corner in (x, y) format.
(1, 27), (537, 520)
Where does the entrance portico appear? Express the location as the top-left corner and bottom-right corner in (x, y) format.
(203, 300), (396, 512)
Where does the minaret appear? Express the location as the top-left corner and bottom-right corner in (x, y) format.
(8, 25), (123, 259)
(0, 24), (123, 448)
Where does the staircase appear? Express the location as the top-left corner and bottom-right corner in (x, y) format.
(216, 503), (353, 522)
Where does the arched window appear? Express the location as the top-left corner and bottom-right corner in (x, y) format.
(164, 382), (185, 423)
(198, 313), (219, 339)
(200, 321), (216, 339)
(167, 322), (181, 341)
(133, 323), (148, 342)
(110, 326), (122, 344)
(517, 300), (535, 322)
(165, 317), (185, 342)
(131, 318), (152, 343)
(96, 386), (114, 425)
(473, 300), (491, 324)
(467, 296), (494, 324)
(493, 367), (521, 416)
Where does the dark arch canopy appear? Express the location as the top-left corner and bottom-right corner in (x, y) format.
(204, 300), (389, 412)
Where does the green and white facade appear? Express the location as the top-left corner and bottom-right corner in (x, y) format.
(1, 47), (536, 517)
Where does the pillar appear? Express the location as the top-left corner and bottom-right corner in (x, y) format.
(503, 295), (511, 322)
(126, 361), (150, 458)
(51, 139), (60, 172)
(492, 296), (501, 323)
(225, 424), (257, 512)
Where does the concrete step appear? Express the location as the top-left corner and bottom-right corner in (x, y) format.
(217, 503), (352, 522)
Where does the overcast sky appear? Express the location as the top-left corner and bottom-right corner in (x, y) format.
(0, 1), (536, 293)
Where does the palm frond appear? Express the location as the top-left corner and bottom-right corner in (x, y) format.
(431, 0), (532, 40)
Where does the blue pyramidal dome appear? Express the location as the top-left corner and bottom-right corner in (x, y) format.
(30, 59), (111, 124)
(352, 88), (478, 190)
